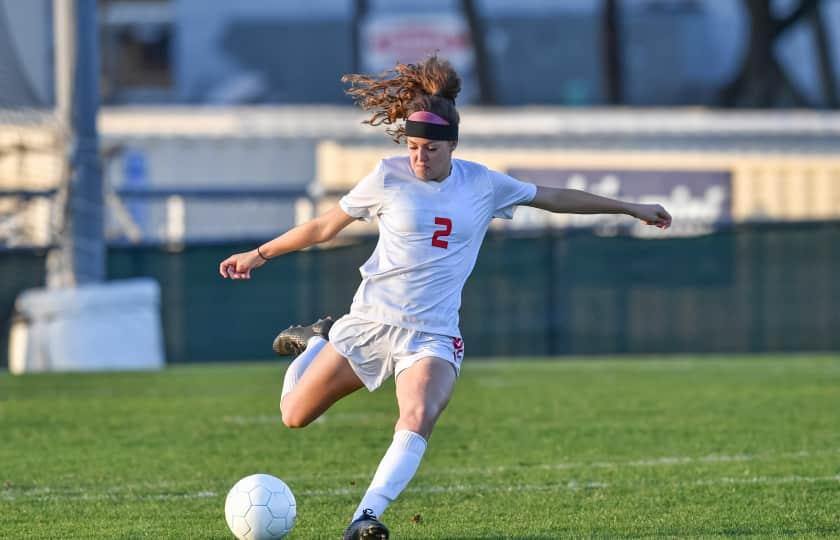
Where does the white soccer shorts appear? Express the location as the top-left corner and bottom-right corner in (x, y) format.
(328, 313), (465, 391)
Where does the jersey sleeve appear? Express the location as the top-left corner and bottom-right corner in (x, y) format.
(339, 161), (385, 222)
(488, 168), (538, 219)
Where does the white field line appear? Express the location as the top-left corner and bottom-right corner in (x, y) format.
(296, 475), (840, 497)
(222, 415), (281, 425)
(446, 448), (840, 476)
(222, 412), (392, 425)
(0, 482), (605, 502)
(0, 487), (218, 501)
(692, 475), (840, 486)
(4, 475), (840, 502)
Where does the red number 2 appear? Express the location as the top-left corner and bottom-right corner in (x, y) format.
(431, 217), (452, 249)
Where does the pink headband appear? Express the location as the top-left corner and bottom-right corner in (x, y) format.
(407, 111), (450, 125)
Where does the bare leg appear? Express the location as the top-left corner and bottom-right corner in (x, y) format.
(351, 357), (457, 521)
(394, 356), (457, 438)
(280, 343), (364, 428)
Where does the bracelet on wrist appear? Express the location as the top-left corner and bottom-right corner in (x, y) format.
(256, 246), (270, 261)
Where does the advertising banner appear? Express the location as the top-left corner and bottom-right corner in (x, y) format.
(361, 12), (478, 104)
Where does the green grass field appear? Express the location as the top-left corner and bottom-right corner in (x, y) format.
(2, 355), (839, 539)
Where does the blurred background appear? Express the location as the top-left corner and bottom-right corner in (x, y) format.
(1, 0), (839, 369)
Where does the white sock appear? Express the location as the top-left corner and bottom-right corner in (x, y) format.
(281, 336), (327, 399)
(352, 430), (427, 521)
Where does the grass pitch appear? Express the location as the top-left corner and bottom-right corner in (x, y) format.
(1, 355), (839, 539)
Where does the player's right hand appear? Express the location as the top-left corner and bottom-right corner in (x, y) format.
(219, 250), (266, 280)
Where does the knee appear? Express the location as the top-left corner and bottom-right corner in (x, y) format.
(281, 409), (311, 429)
(397, 405), (437, 435)
(279, 398), (312, 429)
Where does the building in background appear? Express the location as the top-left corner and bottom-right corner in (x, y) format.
(3, 0), (840, 248)
(0, 0), (52, 108)
(101, 0), (840, 108)
(4, 0), (840, 108)
(2, 0), (840, 365)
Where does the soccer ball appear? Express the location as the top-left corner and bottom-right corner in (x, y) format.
(225, 473), (296, 540)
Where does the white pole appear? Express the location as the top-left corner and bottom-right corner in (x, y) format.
(53, 0), (73, 127)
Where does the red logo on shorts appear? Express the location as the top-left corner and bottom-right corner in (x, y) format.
(452, 337), (464, 362)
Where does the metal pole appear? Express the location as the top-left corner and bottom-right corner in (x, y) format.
(47, 0), (104, 286)
(602, 0), (623, 105)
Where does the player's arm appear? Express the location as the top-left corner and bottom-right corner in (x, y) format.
(525, 186), (671, 228)
(219, 205), (356, 279)
(259, 205), (356, 257)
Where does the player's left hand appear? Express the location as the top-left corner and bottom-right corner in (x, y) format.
(630, 203), (671, 229)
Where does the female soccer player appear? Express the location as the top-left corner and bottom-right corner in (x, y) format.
(219, 55), (671, 539)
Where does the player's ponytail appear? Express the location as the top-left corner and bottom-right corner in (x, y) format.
(342, 54), (461, 142)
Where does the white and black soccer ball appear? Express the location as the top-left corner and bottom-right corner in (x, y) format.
(224, 473), (296, 540)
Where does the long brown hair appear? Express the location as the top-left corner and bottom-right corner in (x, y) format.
(342, 55), (461, 143)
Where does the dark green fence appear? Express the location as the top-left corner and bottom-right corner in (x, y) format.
(2, 222), (839, 366)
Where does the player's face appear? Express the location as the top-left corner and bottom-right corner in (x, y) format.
(407, 137), (457, 182)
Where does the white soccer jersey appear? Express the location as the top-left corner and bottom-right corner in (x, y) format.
(338, 156), (537, 337)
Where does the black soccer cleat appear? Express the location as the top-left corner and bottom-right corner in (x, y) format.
(342, 509), (389, 540)
(272, 315), (335, 357)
